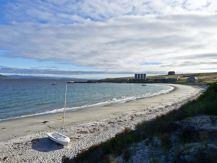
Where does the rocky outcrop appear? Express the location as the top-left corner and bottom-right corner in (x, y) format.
(117, 115), (217, 163)
(175, 143), (217, 163)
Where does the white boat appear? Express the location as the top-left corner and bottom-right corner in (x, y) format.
(47, 84), (70, 146)
(47, 132), (70, 146)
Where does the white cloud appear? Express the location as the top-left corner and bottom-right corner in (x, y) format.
(2, 0), (217, 24)
(0, 0), (217, 74)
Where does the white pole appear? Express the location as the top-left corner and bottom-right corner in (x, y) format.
(63, 83), (67, 131)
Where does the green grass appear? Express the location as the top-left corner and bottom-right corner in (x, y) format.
(64, 83), (217, 163)
(94, 72), (217, 84)
(146, 72), (217, 84)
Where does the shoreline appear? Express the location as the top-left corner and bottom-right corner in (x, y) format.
(0, 84), (204, 162)
(0, 83), (175, 123)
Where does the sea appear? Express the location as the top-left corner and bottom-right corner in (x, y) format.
(0, 78), (174, 121)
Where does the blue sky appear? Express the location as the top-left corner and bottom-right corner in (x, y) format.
(0, 51), (96, 71)
(0, 0), (217, 78)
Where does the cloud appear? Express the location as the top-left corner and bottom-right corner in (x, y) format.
(0, 66), (165, 79)
(0, 66), (131, 75)
(0, 0), (217, 74)
(2, 0), (217, 25)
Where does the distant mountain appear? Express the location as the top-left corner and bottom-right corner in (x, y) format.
(0, 74), (7, 78)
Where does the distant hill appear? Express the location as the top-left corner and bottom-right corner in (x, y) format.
(0, 74), (7, 78)
(149, 72), (217, 84)
(90, 72), (217, 84)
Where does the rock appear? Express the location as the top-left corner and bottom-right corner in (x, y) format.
(176, 115), (217, 143)
(3, 156), (8, 161)
(176, 143), (217, 163)
(77, 130), (88, 134)
(176, 115), (217, 132)
(117, 115), (217, 162)
(42, 121), (49, 124)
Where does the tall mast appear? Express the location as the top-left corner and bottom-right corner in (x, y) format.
(63, 83), (67, 131)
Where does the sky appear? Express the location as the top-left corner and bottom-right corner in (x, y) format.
(0, 0), (217, 79)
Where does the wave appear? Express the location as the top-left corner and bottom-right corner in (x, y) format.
(0, 85), (174, 122)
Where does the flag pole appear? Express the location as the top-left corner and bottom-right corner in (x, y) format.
(63, 83), (67, 131)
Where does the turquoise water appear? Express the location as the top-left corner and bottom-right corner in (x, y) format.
(0, 79), (173, 121)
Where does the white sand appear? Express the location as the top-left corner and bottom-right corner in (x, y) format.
(0, 84), (204, 163)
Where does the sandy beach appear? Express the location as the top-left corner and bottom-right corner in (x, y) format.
(0, 84), (204, 163)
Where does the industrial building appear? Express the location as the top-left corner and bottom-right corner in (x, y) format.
(134, 74), (146, 80)
(168, 71), (175, 75)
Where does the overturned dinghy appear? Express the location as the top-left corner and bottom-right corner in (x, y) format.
(47, 132), (70, 146)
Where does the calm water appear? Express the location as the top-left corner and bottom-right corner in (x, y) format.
(0, 79), (173, 121)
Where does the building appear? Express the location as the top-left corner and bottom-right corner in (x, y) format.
(187, 76), (198, 83)
(168, 71), (175, 75)
(134, 74), (146, 80)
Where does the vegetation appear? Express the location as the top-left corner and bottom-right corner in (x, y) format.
(98, 77), (132, 83)
(63, 82), (217, 163)
(85, 72), (217, 84)
(147, 72), (217, 84)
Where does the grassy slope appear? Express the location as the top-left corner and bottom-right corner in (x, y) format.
(151, 72), (217, 84)
(99, 72), (217, 84)
(65, 82), (217, 163)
